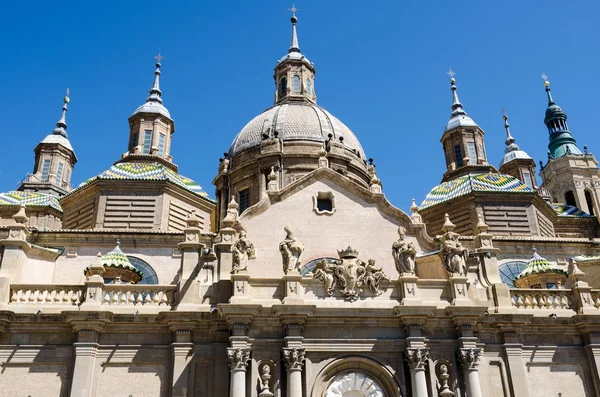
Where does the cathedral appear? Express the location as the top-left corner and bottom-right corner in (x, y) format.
(1, 10), (600, 397)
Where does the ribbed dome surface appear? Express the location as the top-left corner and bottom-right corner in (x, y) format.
(229, 102), (366, 158)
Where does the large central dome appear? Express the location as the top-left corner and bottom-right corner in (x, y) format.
(229, 102), (366, 159)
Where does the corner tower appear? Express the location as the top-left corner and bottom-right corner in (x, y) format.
(440, 70), (495, 182)
(18, 89), (77, 196)
(539, 75), (600, 218)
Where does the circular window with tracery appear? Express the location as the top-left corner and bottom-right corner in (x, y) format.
(326, 372), (384, 397)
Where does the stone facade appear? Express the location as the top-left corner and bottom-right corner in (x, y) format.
(2, 11), (600, 397)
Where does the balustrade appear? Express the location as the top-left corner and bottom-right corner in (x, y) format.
(102, 285), (176, 307)
(510, 288), (572, 310)
(9, 285), (85, 306)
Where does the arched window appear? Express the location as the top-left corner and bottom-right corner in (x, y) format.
(565, 190), (577, 207)
(292, 75), (301, 92)
(128, 256), (159, 284)
(585, 190), (595, 216)
(498, 261), (526, 288)
(300, 257), (337, 277)
(305, 78), (312, 95)
(279, 77), (287, 97)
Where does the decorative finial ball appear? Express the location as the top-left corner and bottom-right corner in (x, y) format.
(450, 77), (456, 83)
(291, 15), (298, 24)
(544, 80), (550, 87)
(64, 95), (70, 103)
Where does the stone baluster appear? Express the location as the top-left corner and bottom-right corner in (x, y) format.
(227, 348), (250, 397)
(283, 348), (305, 397)
(406, 348), (429, 397)
(458, 348), (483, 397)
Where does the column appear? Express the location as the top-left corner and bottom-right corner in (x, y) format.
(458, 348), (483, 397)
(227, 348), (250, 397)
(585, 332), (600, 395)
(406, 348), (429, 397)
(171, 330), (194, 397)
(283, 348), (305, 397)
(69, 329), (99, 397)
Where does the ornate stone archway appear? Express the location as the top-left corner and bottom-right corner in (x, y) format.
(311, 355), (401, 397)
(325, 372), (384, 397)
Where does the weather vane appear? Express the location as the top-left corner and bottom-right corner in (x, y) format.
(447, 68), (455, 79)
(541, 73), (548, 81)
(289, 4), (299, 16)
(155, 51), (164, 63)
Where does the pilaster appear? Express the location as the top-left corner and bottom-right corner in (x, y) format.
(171, 329), (194, 397)
(502, 330), (530, 397)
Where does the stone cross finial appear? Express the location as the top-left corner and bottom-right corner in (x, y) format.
(289, 4), (299, 16)
(155, 52), (164, 63)
(447, 68), (456, 79)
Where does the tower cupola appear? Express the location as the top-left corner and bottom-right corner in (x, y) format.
(274, 6), (316, 104)
(498, 111), (537, 189)
(440, 70), (495, 182)
(18, 89), (77, 196)
(121, 54), (177, 170)
(542, 74), (581, 158)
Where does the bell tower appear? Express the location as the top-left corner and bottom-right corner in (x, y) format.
(18, 89), (77, 196)
(273, 6), (316, 105)
(119, 53), (177, 170)
(440, 70), (495, 182)
(539, 75), (600, 218)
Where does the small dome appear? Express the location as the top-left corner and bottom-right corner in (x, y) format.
(85, 242), (143, 283)
(515, 249), (567, 281)
(40, 133), (74, 152)
(132, 101), (171, 119)
(499, 149), (532, 168)
(229, 102), (365, 158)
(445, 114), (478, 132)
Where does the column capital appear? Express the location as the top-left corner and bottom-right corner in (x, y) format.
(405, 347), (429, 371)
(458, 348), (482, 370)
(282, 348), (305, 371)
(227, 347), (251, 372)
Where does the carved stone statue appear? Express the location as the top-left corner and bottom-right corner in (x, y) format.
(279, 225), (304, 273)
(231, 227), (256, 273)
(313, 259), (337, 295)
(313, 247), (389, 302)
(363, 259), (391, 296)
(437, 364), (455, 397)
(439, 214), (468, 276)
(392, 226), (417, 274)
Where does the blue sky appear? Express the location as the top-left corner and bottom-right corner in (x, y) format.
(1, 0), (599, 212)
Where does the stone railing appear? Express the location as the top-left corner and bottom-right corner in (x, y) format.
(102, 285), (176, 307)
(510, 288), (572, 310)
(9, 285), (85, 306)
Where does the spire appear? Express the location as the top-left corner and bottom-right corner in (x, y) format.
(146, 52), (163, 104)
(289, 5), (300, 53)
(447, 68), (467, 118)
(542, 73), (554, 105)
(502, 110), (519, 152)
(52, 88), (70, 137)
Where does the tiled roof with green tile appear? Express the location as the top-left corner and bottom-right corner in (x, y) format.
(0, 191), (62, 212)
(420, 173), (534, 210)
(515, 249), (567, 280)
(77, 162), (214, 202)
(549, 203), (594, 218)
